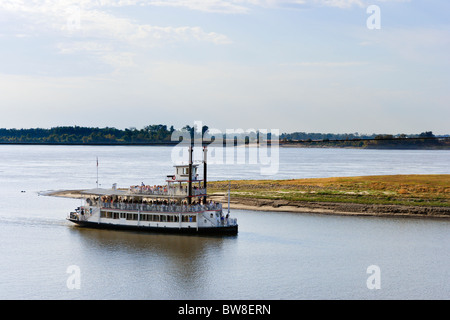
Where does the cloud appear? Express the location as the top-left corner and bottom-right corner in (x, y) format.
(0, 1), (232, 71)
(56, 41), (114, 55)
(0, 1), (231, 45)
(144, 0), (251, 14)
(282, 61), (369, 67)
(357, 27), (450, 65)
(316, 0), (364, 8)
(159, 0), (364, 11)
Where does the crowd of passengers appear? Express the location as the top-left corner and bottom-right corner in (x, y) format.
(85, 196), (220, 212)
(129, 184), (167, 194)
(129, 182), (205, 195)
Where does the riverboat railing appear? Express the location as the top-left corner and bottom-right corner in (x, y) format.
(128, 186), (206, 196)
(100, 201), (221, 213)
(68, 207), (98, 221)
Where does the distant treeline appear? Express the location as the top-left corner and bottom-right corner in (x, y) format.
(280, 131), (450, 149)
(0, 126), (448, 149)
(280, 131), (440, 141)
(0, 125), (177, 145)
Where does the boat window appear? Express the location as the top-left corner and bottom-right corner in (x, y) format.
(166, 215), (178, 222)
(126, 213), (138, 220)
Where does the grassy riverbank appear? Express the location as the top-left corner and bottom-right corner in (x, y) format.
(208, 174), (450, 217)
(46, 174), (450, 218)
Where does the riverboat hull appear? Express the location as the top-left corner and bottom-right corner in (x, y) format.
(67, 218), (238, 235)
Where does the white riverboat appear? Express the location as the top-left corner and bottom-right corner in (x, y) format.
(62, 147), (238, 235)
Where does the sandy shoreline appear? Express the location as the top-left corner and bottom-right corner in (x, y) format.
(43, 189), (450, 219)
(215, 196), (450, 219)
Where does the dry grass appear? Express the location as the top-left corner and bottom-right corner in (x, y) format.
(208, 174), (450, 207)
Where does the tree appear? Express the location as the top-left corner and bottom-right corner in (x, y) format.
(419, 131), (435, 138)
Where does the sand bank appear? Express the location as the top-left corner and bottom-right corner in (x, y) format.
(44, 189), (450, 219)
(208, 194), (450, 219)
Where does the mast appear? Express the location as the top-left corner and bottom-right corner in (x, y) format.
(228, 181), (230, 214)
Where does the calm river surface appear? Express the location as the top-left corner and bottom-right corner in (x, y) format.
(0, 145), (449, 299)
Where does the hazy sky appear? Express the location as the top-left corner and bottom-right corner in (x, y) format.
(0, 0), (449, 134)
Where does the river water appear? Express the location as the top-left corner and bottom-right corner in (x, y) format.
(0, 145), (449, 299)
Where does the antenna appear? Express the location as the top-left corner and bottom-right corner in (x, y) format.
(96, 157), (99, 188)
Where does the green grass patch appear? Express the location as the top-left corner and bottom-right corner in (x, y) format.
(208, 174), (450, 207)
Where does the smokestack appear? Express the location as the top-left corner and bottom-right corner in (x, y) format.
(188, 145), (193, 205)
(203, 146), (207, 204)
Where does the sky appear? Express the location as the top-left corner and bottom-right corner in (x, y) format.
(0, 0), (449, 135)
